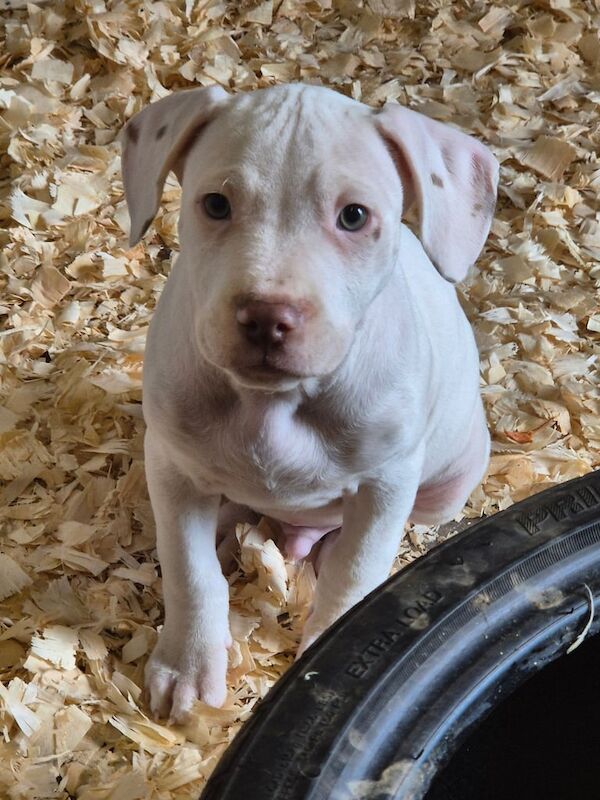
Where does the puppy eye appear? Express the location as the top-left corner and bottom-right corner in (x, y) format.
(337, 204), (369, 232)
(203, 193), (231, 220)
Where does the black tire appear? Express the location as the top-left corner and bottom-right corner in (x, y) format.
(201, 470), (600, 800)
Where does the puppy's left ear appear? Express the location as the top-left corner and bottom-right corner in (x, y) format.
(120, 85), (229, 246)
(375, 103), (499, 283)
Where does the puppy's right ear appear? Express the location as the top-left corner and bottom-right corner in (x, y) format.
(120, 86), (229, 246)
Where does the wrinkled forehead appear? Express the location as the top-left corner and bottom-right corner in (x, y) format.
(184, 86), (398, 197)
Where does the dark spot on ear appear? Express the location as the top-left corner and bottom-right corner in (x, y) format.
(431, 173), (444, 188)
(126, 122), (140, 144)
(156, 124), (168, 140)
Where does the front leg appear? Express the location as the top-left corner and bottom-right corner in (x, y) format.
(299, 457), (422, 655)
(144, 432), (229, 723)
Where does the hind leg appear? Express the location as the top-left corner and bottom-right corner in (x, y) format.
(411, 403), (490, 525)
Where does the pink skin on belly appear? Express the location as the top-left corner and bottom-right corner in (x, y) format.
(278, 522), (339, 560)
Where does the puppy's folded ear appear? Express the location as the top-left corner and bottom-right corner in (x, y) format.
(375, 103), (499, 283)
(120, 86), (229, 246)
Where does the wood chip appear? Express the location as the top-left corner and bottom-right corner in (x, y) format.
(0, 553), (32, 601)
(519, 136), (578, 180)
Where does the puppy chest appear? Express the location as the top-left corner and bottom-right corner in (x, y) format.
(204, 404), (350, 503)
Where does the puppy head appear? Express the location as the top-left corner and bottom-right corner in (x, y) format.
(122, 84), (498, 392)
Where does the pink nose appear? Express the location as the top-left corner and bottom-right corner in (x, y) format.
(236, 301), (302, 347)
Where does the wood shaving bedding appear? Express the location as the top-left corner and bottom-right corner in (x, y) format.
(0, 0), (598, 796)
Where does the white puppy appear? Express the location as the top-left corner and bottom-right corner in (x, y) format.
(121, 83), (498, 723)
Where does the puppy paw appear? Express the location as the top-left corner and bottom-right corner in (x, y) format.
(145, 626), (231, 724)
(296, 616), (330, 660)
(296, 593), (352, 660)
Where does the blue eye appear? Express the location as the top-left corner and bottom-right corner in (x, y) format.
(337, 204), (368, 231)
(203, 193), (231, 219)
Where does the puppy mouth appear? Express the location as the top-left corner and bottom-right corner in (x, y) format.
(233, 354), (304, 381)
(227, 347), (310, 388)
